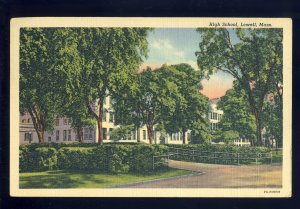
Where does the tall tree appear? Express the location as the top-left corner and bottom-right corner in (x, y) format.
(196, 28), (283, 146)
(114, 66), (182, 144)
(262, 92), (283, 148)
(113, 72), (143, 142)
(162, 64), (210, 144)
(217, 82), (257, 146)
(52, 28), (152, 144)
(20, 28), (58, 143)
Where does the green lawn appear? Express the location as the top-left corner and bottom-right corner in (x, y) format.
(20, 168), (195, 188)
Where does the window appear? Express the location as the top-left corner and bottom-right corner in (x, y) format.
(75, 133), (79, 141)
(102, 109), (107, 121)
(84, 128), (94, 140)
(56, 118), (60, 126)
(84, 128), (89, 140)
(89, 129), (93, 140)
(56, 130), (60, 141)
(103, 128), (107, 140)
(68, 130), (71, 141)
(24, 132), (32, 141)
(48, 137), (51, 142)
(131, 130), (136, 140)
(63, 130), (67, 141)
(143, 130), (146, 140)
(68, 118), (72, 125)
(22, 119), (26, 123)
(187, 132), (192, 141)
(64, 118), (68, 125)
(109, 112), (114, 122)
(109, 128), (113, 139)
(210, 112), (213, 119)
(27, 118), (31, 123)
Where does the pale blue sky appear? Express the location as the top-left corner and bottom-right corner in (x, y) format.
(143, 28), (237, 99)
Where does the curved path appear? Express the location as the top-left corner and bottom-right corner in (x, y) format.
(117, 160), (282, 188)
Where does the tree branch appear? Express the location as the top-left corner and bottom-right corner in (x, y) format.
(85, 100), (99, 120)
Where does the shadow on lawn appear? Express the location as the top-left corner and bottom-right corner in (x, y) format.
(20, 170), (107, 188)
(19, 168), (187, 188)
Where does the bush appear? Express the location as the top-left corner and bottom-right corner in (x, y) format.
(20, 146), (57, 172)
(20, 143), (168, 173)
(128, 144), (168, 173)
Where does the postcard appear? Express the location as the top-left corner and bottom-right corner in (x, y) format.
(10, 17), (292, 197)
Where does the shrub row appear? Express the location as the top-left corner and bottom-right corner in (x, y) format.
(166, 144), (271, 165)
(20, 144), (168, 173)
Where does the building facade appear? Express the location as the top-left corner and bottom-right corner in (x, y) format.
(19, 95), (190, 145)
(20, 97), (253, 146)
(208, 98), (223, 132)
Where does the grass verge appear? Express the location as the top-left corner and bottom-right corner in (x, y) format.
(20, 168), (195, 188)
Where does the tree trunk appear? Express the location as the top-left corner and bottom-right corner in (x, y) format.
(250, 138), (255, 146)
(182, 130), (186, 144)
(85, 100), (104, 144)
(98, 102), (104, 144)
(255, 114), (263, 146)
(28, 107), (44, 143)
(146, 124), (153, 144)
(37, 131), (44, 143)
(243, 83), (264, 147)
(77, 127), (84, 143)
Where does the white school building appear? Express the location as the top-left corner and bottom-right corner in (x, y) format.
(20, 97), (251, 146)
(19, 95), (191, 145)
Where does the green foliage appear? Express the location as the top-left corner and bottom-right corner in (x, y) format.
(20, 28), (153, 143)
(128, 145), (168, 173)
(196, 28), (283, 146)
(190, 123), (212, 144)
(109, 124), (135, 141)
(20, 144), (168, 173)
(217, 82), (256, 144)
(20, 145), (57, 172)
(262, 93), (283, 148)
(161, 64), (210, 143)
(114, 64), (210, 144)
(213, 130), (240, 144)
(114, 66), (184, 143)
(52, 28), (153, 143)
(20, 28), (60, 142)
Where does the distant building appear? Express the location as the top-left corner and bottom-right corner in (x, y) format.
(19, 95), (190, 145)
(208, 98), (223, 132)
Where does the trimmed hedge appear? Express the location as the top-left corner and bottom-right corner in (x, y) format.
(19, 143), (275, 173)
(20, 144), (168, 173)
(166, 144), (271, 165)
(20, 146), (57, 172)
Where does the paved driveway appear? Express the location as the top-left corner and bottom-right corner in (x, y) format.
(117, 160), (282, 188)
